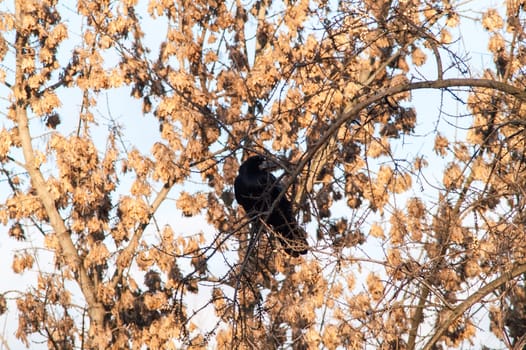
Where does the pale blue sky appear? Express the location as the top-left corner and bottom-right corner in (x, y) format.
(0, 1), (510, 349)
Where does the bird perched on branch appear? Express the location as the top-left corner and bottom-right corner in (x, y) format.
(234, 155), (308, 257)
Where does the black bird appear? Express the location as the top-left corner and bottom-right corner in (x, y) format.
(234, 155), (308, 257)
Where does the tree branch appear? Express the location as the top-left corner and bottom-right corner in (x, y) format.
(14, 0), (104, 331)
(422, 263), (526, 350)
(290, 78), (526, 199)
(110, 182), (173, 289)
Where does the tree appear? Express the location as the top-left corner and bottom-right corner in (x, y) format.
(1, 0), (526, 348)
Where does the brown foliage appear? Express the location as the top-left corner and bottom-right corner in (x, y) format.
(1, 0), (526, 349)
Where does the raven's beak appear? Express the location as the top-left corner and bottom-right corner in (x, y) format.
(259, 160), (279, 172)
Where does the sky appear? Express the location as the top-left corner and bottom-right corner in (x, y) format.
(0, 0), (510, 349)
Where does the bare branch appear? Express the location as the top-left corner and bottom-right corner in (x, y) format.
(423, 263), (526, 350)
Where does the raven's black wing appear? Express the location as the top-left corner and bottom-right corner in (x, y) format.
(266, 182), (308, 257)
(234, 164), (276, 214)
(234, 156), (308, 256)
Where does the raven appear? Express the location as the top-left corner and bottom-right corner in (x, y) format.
(234, 155), (308, 257)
